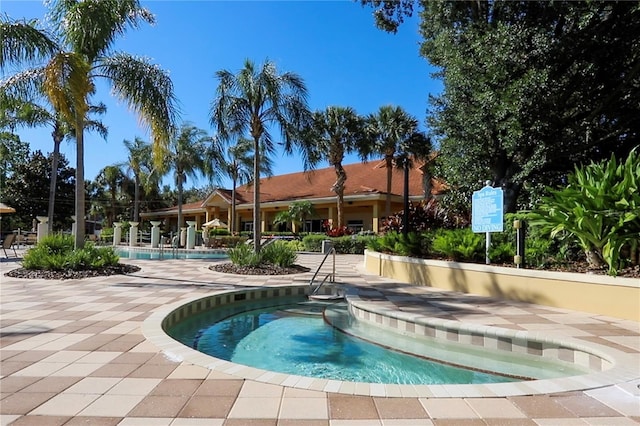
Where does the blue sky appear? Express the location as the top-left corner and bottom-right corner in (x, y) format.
(2, 1), (442, 189)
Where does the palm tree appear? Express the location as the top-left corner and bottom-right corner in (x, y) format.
(121, 137), (153, 223)
(0, 94), (107, 233)
(300, 106), (368, 229)
(0, 1), (178, 248)
(96, 165), (126, 227)
(273, 200), (317, 234)
(366, 105), (421, 217)
(211, 58), (311, 251)
(219, 137), (274, 235)
(164, 124), (214, 237)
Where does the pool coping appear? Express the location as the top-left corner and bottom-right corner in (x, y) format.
(142, 284), (640, 398)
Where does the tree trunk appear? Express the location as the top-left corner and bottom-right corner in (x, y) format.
(47, 127), (63, 234)
(332, 163), (347, 229)
(133, 174), (140, 222)
(231, 177), (237, 235)
(74, 114), (85, 249)
(177, 172), (183, 243)
(253, 137), (261, 251)
(385, 155), (393, 217)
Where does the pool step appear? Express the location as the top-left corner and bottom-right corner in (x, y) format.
(308, 294), (344, 301)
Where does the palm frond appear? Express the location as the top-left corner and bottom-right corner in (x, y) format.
(96, 53), (179, 167)
(49, 0), (154, 61)
(0, 67), (47, 101)
(0, 17), (59, 69)
(43, 51), (91, 124)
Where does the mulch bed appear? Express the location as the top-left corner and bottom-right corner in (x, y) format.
(5, 264), (141, 280)
(209, 263), (310, 275)
(3, 259), (637, 279)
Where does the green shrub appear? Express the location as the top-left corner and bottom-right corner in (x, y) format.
(227, 243), (262, 267)
(432, 228), (484, 262)
(302, 234), (326, 252)
(284, 239), (306, 252)
(22, 234), (120, 270)
(529, 148), (640, 275)
(367, 231), (425, 257)
(261, 241), (297, 267)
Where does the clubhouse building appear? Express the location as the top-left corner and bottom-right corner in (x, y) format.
(140, 159), (444, 234)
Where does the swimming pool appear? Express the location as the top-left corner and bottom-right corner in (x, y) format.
(116, 247), (228, 260)
(166, 296), (587, 385)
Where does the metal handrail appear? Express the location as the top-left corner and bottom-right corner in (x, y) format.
(309, 247), (336, 295)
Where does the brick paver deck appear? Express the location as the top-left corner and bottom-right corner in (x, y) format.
(1, 251), (639, 425)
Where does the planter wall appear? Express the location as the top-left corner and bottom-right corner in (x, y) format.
(364, 250), (639, 321)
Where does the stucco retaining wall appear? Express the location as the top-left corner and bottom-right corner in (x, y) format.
(364, 250), (640, 321)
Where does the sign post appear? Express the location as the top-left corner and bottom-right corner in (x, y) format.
(472, 182), (504, 264)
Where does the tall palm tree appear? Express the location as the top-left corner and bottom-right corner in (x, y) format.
(0, 1), (178, 248)
(96, 165), (126, 227)
(1, 94), (107, 232)
(121, 137), (153, 223)
(300, 106), (368, 229)
(367, 105), (421, 217)
(211, 58), (311, 250)
(219, 137), (274, 235)
(164, 123), (214, 236)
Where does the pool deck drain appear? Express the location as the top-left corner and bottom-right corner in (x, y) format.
(1, 251), (639, 424)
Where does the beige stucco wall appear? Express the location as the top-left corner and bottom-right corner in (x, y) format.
(364, 250), (640, 322)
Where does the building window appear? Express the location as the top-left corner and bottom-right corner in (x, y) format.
(347, 220), (364, 233)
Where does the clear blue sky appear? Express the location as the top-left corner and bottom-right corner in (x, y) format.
(2, 1), (442, 189)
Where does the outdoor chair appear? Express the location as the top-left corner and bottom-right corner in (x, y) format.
(2, 233), (18, 258)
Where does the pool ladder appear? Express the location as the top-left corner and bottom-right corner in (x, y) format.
(308, 247), (343, 300)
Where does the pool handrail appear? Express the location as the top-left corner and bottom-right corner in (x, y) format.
(309, 247), (336, 295)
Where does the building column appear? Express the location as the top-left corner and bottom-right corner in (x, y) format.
(327, 207), (336, 229)
(36, 216), (48, 242)
(186, 221), (196, 249)
(129, 222), (139, 247)
(372, 203), (379, 233)
(150, 221), (161, 248)
(113, 222), (122, 245)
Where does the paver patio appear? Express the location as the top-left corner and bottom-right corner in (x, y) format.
(1, 250), (639, 425)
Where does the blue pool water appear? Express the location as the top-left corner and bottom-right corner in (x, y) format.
(168, 298), (579, 385)
(116, 248), (228, 260)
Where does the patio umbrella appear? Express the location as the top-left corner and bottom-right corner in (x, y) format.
(0, 202), (16, 214)
(203, 218), (227, 228)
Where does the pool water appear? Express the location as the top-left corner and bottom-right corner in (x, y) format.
(168, 298), (585, 385)
(116, 248), (228, 260)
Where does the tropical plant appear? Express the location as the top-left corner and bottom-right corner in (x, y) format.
(298, 106), (368, 228)
(530, 148), (640, 275)
(211, 58), (311, 251)
(219, 137), (273, 235)
(95, 165), (126, 227)
(366, 105), (423, 217)
(0, 1), (178, 248)
(163, 123), (216, 234)
(261, 240), (297, 267)
(22, 233), (119, 271)
(273, 201), (317, 234)
(1, 93), (107, 232)
(120, 137), (153, 223)
(431, 228), (485, 262)
(366, 231), (425, 257)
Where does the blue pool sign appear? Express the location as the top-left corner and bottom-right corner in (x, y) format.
(472, 184), (504, 233)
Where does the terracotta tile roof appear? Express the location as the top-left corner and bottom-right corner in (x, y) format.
(142, 159), (445, 216)
(233, 158), (443, 204)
